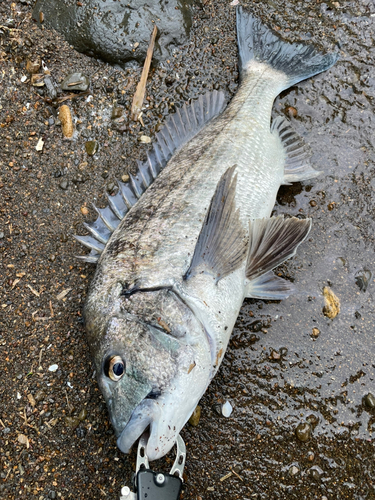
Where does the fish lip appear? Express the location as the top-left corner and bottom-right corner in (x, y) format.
(116, 399), (157, 454)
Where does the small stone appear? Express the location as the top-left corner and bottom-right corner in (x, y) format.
(81, 206), (89, 216)
(307, 451), (315, 462)
(85, 140), (99, 156)
(0, 232), (4, 239)
(289, 465), (299, 476)
(309, 200), (317, 207)
(306, 414), (319, 428)
(61, 72), (89, 92)
(35, 138), (44, 151)
(311, 327), (320, 338)
(139, 135), (151, 144)
(48, 364), (58, 372)
(327, 202), (335, 211)
(363, 393), (375, 409)
(222, 401), (233, 418)
(65, 416), (81, 429)
(107, 182), (116, 194)
(270, 350), (280, 361)
(286, 106), (297, 118)
(309, 465), (323, 480)
(18, 434), (29, 446)
(323, 286), (340, 319)
(295, 422), (312, 442)
(34, 390), (44, 402)
(121, 174), (130, 183)
(111, 106), (124, 119)
(59, 180), (69, 190)
(78, 408), (88, 421)
(188, 405), (201, 427)
(355, 270), (372, 292)
(49, 254), (56, 262)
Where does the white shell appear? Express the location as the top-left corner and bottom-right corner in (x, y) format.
(222, 401), (233, 418)
(48, 364), (58, 372)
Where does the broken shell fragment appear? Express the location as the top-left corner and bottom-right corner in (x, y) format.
(322, 286), (340, 319)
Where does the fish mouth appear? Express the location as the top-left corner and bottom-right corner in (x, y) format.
(116, 399), (160, 457)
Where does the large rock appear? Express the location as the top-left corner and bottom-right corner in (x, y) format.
(32, 0), (196, 66)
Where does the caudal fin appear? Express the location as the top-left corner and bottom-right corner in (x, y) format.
(236, 6), (338, 90)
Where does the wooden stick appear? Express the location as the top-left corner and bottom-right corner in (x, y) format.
(131, 25), (158, 121)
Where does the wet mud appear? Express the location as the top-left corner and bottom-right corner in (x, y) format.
(1, 0), (375, 499)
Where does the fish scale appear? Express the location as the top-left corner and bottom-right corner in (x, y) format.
(78, 7), (338, 462)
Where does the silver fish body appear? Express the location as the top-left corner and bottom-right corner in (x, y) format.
(80, 8), (338, 460)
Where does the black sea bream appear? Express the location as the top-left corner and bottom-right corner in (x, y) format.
(76, 7), (338, 460)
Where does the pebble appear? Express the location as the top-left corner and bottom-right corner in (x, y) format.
(59, 180), (69, 190)
(307, 451), (315, 462)
(311, 327), (320, 338)
(363, 393), (375, 409)
(65, 416), (81, 429)
(107, 182), (116, 194)
(85, 140), (99, 155)
(48, 364), (58, 372)
(270, 350), (280, 361)
(355, 269), (372, 292)
(61, 72), (89, 91)
(289, 465), (299, 476)
(188, 405), (201, 426)
(35, 138), (44, 151)
(286, 106), (298, 118)
(221, 401), (233, 418)
(112, 106), (124, 119)
(81, 206), (89, 216)
(34, 390), (45, 402)
(0, 232), (4, 239)
(139, 135), (151, 143)
(309, 465), (323, 480)
(78, 408), (88, 421)
(295, 422), (312, 442)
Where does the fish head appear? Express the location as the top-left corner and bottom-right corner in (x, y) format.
(85, 287), (212, 461)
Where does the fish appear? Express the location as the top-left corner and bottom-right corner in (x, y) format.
(76, 7), (338, 461)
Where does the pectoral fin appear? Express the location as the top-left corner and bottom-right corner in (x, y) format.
(185, 166), (247, 283)
(246, 216), (311, 287)
(245, 271), (295, 300)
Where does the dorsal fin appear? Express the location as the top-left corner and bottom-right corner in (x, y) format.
(75, 90), (227, 263)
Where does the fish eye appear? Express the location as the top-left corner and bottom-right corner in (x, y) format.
(105, 355), (125, 382)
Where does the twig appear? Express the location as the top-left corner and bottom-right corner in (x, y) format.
(131, 25), (158, 121)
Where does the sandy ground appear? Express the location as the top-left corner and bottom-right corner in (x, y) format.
(1, 0), (375, 499)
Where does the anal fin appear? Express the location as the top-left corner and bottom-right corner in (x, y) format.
(245, 271), (295, 300)
(271, 116), (322, 184)
(184, 166), (247, 283)
(246, 216), (311, 282)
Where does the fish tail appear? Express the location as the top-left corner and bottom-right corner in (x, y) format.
(236, 6), (338, 91)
